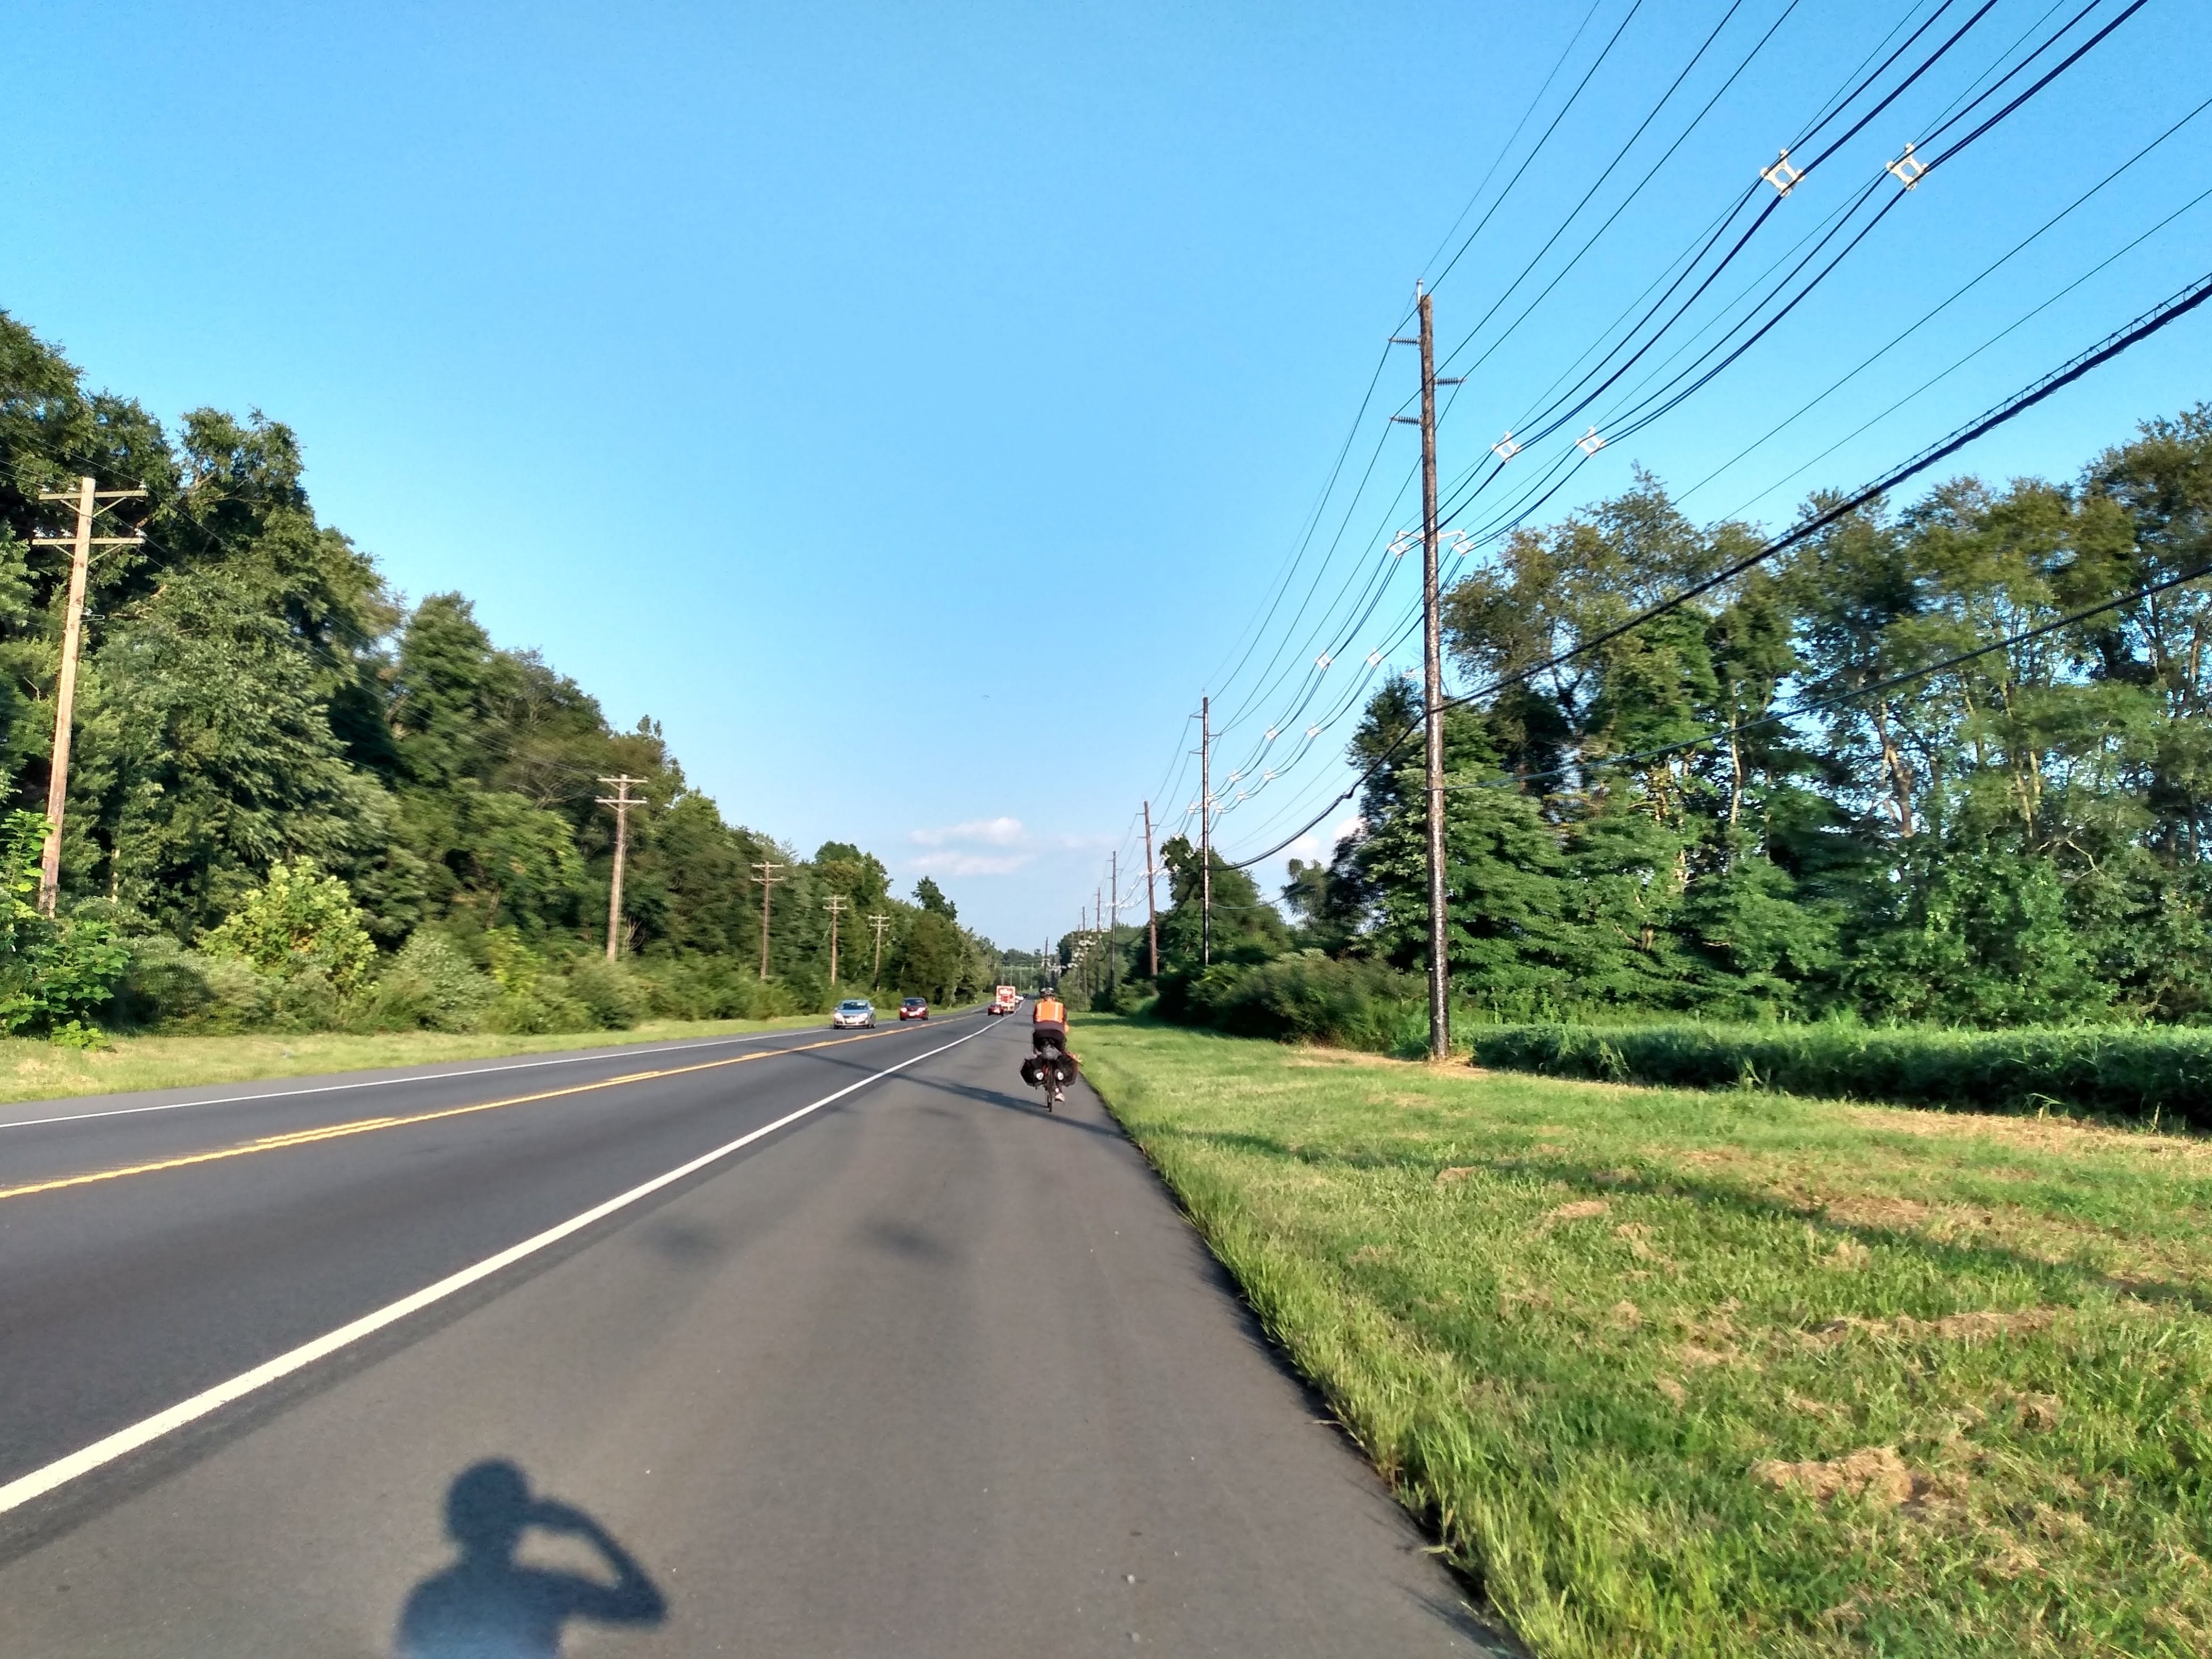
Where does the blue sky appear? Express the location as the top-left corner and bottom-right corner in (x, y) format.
(7, 1), (2210, 950)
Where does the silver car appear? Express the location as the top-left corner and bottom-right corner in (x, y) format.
(832, 998), (876, 1029)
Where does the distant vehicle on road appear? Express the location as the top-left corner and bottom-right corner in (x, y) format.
(832, 999), (876, 1029)
(899, 997), (929, 1021)
(988, 985), (1019, 1015)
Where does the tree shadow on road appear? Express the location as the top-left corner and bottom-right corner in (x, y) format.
(396, 1459), (666, 1658)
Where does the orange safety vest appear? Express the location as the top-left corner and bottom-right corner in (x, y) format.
(1033, 996), (1066, 1025)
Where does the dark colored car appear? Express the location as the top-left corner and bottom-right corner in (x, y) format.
(899, 997), (928, 1021)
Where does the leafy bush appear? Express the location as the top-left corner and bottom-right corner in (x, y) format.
(629, 954), (795, 1020)
(114, 935), (278, 1033)
(0, 810), (129, 1042)
(1468, 1021), (2212, 1128)
(563, 958), (649, 1030)
(357, 932), (498, 1032)
(479, 928), (594, 1034)
(202, 859), (376, 992)
(1158, 954), (1423, 1051)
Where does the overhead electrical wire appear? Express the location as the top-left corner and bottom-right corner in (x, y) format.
(1164, 0), (2152, 868)
(1217, 263), (2212, 869)
(1409, 0), (2152, 583)
(1204, 0), (1628, 718)
(1417, 0), (1609, 284)
(1706, 179), (2212, 529)
(1425, 0), (1653, 300)
(1680, 87), (2212, 507)
(1445, 558), (2212, 794)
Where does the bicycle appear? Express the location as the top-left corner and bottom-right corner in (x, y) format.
(1019, 1044), (1075, 1113)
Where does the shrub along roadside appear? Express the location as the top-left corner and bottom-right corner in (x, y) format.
(1078, 1016), (2212, 1658)
(1153, 955), (2212, 1127)
(1469, 1023), (2212, 1130)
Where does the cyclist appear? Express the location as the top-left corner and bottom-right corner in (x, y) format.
(1023, 986), (1076, 1111)
(1031, 988), (1069, 1054)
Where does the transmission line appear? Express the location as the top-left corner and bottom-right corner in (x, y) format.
(1218, 263), (2212, 870)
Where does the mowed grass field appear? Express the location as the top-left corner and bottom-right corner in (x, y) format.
(1078, 1016), (2212, 1658)
(0, 1013), (830, 1108)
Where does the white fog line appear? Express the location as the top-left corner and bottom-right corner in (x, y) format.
(0, 1021), (991, 1519)
(0, 1014), (975, 1134)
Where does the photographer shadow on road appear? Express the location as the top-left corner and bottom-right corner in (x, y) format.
(396, 1459), (667, 1658)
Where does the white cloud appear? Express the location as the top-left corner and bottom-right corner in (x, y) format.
(910, 851), (1032, 877)
(910, 816), (1026, 848)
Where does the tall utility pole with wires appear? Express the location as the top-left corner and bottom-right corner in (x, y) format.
(1197, 694), (1212, 966)
(1108, 850), (1119, 999)
(1392, 284), (1461, 1061)
(822, 893), (848, 985)
(750, 861), (785, 979)
(867, 912), (891, 988)
(596, 775), (646, 959)
(1141, 800), (1160, 977)
(32, 476), (141, 917)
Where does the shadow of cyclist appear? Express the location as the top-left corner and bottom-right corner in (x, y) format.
(396, 1459), (667, 1658)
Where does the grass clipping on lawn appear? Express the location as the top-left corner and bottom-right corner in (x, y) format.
(1079, 1017), (2212, 1659)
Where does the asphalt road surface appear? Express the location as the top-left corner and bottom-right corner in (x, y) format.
(0, 1009), (1518, 1656)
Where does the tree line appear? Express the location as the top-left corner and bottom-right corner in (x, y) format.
(1139, 406), (2212, 1030)
(0, 311), (998, 1037)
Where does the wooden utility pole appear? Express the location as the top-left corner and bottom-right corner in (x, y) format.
(1108, 850), (1119, 998)
(32, 476), (141, 917)
(1198, 694), (1212, 966)
(867, 912), (891, 988)
(750, 861), (785, 979)
(1393, 284), (1457, 1060)
(1141, 800), (1160, 977)
(595, 775), (646, 959)
(822, 893), (848, 985)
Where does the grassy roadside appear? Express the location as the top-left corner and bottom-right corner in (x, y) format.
(1079, 1016), (2212, 1658)
(0, 1013), (831, 1107)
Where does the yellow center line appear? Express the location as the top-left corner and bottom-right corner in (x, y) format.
(0, 1026), (916, 1203)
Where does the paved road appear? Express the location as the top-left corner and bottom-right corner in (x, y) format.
(0, 1010), (1516, 1655)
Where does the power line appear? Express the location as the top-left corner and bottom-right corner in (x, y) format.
(1170, 0), (2155, 868)
(1446, 558), (2212, 793)
(1219, 263), (2212, 869)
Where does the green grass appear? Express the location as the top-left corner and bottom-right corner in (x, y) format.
(1079, 1015), (2212, 1658)
(0, 1013), (830, 1107)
